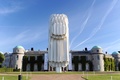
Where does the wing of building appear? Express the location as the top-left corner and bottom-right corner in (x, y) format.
(2, 45), (120, 71)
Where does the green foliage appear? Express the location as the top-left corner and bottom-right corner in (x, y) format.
(22, 55), (44, 71)
(30, 56), (35, 71)
(0, 75), (30, 80)
(0, 68), (13, 72)
(80, 56), (86, 71)
(88, 61), (93, 71)
(72, 56), (79, 71)
(37, 56), (44, 71)
(0, 52), (5, 66)
(72, 56), (93, 71)
(13, 69), (20, 72)
(104, 56), (115, 71)
(22, 56), (28, 71)
(84, 74), (120, 80)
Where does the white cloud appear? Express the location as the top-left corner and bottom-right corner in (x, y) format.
(104, 39), (120, 51)
(73, 0), (118, 49)
(0, 29), (47, 49)
(70, 0), (96, 49)
(0, 7), (18, 14)
(0, 1), (22, 15)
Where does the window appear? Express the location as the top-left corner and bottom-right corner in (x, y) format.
(16, 55), (19, 60)
(16, 64), (18, 69)
(35, 56), (37, 60)
(72, 55), (73, 59)
(97, 55), (99, 60)
(34, 64), (38, 71)
(98, 65), (100, 70)
(86, 56), (88, 61)
(16, 49), (19, 52)
(79, 56), (81, 61)
(72, 64), (75, 71)
(97, 50), (99, 52)
(27, 64), (30, 71)
(86, 63), (89, 71)
(28, 56), (30, 61)
(42, 56), (44, 60)
(78, 63), (82, 71)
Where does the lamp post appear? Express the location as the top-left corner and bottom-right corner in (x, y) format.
(18, 58), (23, 80)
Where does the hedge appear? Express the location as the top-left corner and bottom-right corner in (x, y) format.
(0, 68), (13, 72)
(13, 69), (20, 72)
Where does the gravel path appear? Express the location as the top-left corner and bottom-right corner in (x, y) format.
(31, 74), (84, 80)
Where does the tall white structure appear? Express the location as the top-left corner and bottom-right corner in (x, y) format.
(48, 14), (69, 73)
(91, 46), (104, 71)
(12, 46), (25, 70)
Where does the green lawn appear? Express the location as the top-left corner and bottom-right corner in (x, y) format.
(83, 74), (120, 80)
(0, 75), (30, 80)
(1, 71), (120, 80)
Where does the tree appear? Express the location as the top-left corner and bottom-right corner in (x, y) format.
(0, 52), (5, 64)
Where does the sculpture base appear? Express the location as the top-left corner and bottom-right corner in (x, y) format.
(56, 67), (62, 73)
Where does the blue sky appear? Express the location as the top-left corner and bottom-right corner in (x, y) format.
(0, 0), (120, 54)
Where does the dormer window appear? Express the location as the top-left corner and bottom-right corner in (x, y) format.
(97, 50), (99, 52)
(16, 49), (19, 53)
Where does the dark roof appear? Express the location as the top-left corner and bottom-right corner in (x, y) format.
(25, 51), (47, 55)
(70, 50), (91, 54)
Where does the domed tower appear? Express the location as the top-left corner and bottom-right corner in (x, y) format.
(12, 46), (25, 70)
(91, 46), (104, 71)
(112, 51), (120, 70)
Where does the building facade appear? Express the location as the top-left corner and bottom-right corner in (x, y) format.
(2, 45), (119, 71)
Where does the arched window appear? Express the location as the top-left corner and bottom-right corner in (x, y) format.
(86, 63), (89, 71)
(16, 55), (19, 60)
(28, 56), (30, 61)
(97, 55), (100, 60)
(41, 64), (44, 71)
(72, 64), (75, 71)
(35, 56), (37, 60)
(34, 64), (38, 71)
(26, 64), (30, 71)
(98, 65), (100, 70)
(16, 64), (18, 69)
(78, 63), (82, 71)
(79, 56), (81, 60)
(86, 56), (88, 61)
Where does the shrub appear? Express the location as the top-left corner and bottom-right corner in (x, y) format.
(0, 68), (13, 72)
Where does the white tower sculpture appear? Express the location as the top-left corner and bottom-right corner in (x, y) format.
(48, 14), (69, 73)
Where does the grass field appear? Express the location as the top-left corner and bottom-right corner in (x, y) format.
(0, 75), (30, 80)
(83, 74), (120, 80)
(1, 71), (120, 80)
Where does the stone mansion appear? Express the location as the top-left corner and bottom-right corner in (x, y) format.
(2, 45), (120, 71)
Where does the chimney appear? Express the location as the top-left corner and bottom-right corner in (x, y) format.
(47, 48), (48, 51)
(31, 47), (34, 51)
(85, 47), (87, 51)
(106, 52), (107, 54)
